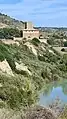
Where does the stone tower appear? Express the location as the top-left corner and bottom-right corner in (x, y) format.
(25, 22), (33, 29)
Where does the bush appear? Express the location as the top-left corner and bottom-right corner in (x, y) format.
(31, 38), (40, 46)
(61, 48), (65, 52)
(0, 101), (5, 108)
(0, 52), (5, 61)
(0, 43), (16, 70)
(38, 55), (45, 62)
(64, 41), (67, 47)
(47, 38), (55, 45)
(0, 28), (21, 39)
(7, 58), (16, 71)
(15, 69), (29, 77)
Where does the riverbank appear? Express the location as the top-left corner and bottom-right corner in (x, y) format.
(24, 106), (56, 119)
(0, 105), (66, 119)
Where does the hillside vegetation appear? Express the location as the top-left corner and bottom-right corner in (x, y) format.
(0, 13), (25, 29)
(0, 17), (67, 118)
(0, 38), (67, 110)
(0, 28), (21, 39)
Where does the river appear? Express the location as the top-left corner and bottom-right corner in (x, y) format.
(39, 79), (67, 107)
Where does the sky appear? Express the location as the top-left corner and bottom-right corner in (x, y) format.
(0, 0), (67, 27)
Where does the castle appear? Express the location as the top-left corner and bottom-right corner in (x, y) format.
(21, 22), (39, 39)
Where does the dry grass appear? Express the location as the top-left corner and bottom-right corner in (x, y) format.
(58, 107), (67, 119)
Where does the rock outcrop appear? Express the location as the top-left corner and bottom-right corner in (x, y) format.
(24, 42), (37, 56)
(0, 59), (13, 76)
(15, 62), (32, 76)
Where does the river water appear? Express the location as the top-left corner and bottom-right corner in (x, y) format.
(39, 79), (67, 107)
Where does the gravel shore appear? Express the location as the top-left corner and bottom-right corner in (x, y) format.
(24, 106), (56, 119)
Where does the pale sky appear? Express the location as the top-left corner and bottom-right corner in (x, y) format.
(0, 0), (67, 27)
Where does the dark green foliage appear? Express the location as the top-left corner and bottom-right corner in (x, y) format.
(38, 55), (45, 62)
(0, 28), (20, 39)
(64, 41), (67, 47)
(15, 69), (29, 77)
(7, 58), (16, 70)
(41, 66), (60, 82)
(0, 52), (5, 61)
(52, 33), (63, 39)
(61, 48), (65, 52)
(31, 38), (40, 46)
(40, 51), (59, 64)
(63, 54), (67, 64)
(58, 64), (66, 72)
(47, 38), (55, 45)
(0, 43), (16, 70)
(47, 31), (65, 46)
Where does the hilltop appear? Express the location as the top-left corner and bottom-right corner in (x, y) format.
(0, 13), (25, 30)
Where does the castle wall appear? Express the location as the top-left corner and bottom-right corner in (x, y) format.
(22, 22), (39, 39)
(22, 30), (39, 39)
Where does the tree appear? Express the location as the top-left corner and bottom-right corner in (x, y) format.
(0, 28), (21, 39)
(31, 38), (40, 46)
(64, 41), (67, 47)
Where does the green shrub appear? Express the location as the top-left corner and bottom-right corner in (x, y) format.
(47, 38), (55, 45)
(7, 58), (16, 70)
(31, 38), (40, 46)
(38, 55), (45, 62)
(0, 101), (5, 108)
(0, 43), (16, 70)
(0, 28), (20, 39)
(15, 69), (29, 77)
(61, 48), (65, 52)
(64, 41), (67, 47)
(0, 52), (5, 61)
(58, 64), (66, 72)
